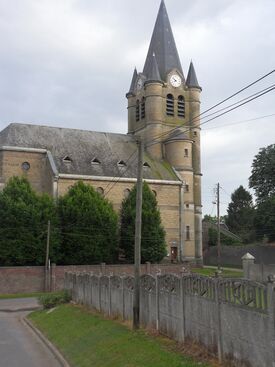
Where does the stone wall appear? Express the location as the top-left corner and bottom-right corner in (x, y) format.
(242, 254), (275, 282)
(204, 244), (275, 267)
(0, 263), (187, 294)
(65, 272), (275, 367)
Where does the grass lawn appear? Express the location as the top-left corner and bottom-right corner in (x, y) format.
(0, 291), (62, 300)
(191, 267), (243, 278)
(29, 304), (212, 367)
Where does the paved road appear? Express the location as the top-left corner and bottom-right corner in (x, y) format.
(0, 297), (40, 312)
(0, 299), (61, 367)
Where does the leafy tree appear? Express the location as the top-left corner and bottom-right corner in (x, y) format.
(225, 186), (255, 243)
(120, 182), (166, 263)
(254, 196), (275, 243)
(207, 227), (242, 247)
(249, 144), (275, 202)
(0, 177), (60, 266)
(58, 181), (118, 265)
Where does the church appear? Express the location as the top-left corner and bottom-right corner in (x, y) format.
(0, 1), (203, 264)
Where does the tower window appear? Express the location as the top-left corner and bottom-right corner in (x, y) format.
(185, 184), (189, 193)
(136, 100), (140, 122)
(186, 226), (190, 240)
(184, 149), (188, 157)
(166, 94), (174, 116)
(141, 97), (146, 119)
(178, 95), (185, 118)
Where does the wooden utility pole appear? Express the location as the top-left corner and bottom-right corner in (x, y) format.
(217, 183), (221, 271)
(133, 138), (144, 330)
(45, 220), (51, 292)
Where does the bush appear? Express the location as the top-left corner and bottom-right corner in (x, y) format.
(38, 291), (71, 309)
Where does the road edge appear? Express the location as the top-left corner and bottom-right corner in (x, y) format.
(22, 316), (71, 367)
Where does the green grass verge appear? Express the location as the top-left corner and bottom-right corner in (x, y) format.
(0, 291), (62, 300)
(192, 267), (243, 278)
(29, 304), (211, 367)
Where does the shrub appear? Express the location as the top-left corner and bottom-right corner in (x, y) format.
(38, 291), (71, 309)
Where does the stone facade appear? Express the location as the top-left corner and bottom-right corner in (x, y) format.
(0, 1), (203, 263)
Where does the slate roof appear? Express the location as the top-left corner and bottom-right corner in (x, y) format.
(186, 61), (201, 90)
(145, 53), (162, 83)
(0, 123), (179, 181)
(143, 0), (184, 81)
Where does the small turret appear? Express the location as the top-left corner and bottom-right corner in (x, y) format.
(144, 53), (162, 84)
(126, 68), (138, 98)
(186, 61), (201, 90)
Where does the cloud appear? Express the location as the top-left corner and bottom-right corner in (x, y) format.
(0, 0), (274, 215)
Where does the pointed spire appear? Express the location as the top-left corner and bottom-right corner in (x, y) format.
(128, 67), (138, 95)
(143, 1), (183, 81)
(186, 61), (201, 90)
(145, 53), (162, 83)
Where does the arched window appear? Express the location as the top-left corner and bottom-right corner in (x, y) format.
(178, 95), (185, 118)
(141, 97), (146, 119)
(136, 100), (140, 122)
(97, 187), (104, 195)
(124, 189), (131, 198)
(166, 94), (174, 116)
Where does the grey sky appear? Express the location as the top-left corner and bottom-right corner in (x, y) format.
(0, 0), (274, 215)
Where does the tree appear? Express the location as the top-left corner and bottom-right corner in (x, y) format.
(0, 177), (60, 266)
(225, 186), (255, 243)
(58, 181), (118, 265)
(249, 144), (275, 202)
(120, 182), (166, 263)
(254, 196), (275, 243)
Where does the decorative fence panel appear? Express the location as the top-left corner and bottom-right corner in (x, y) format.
(140, 275), (157, 329)
(65, 272), (275, 367)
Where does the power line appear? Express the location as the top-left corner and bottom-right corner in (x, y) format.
(146, 84), (275, 148)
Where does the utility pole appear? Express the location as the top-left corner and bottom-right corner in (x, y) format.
(45, 220), (50, 292)
(216, 183), (221, 271)
(133, 138), (144, 330)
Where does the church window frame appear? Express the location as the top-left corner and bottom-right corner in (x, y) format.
(136, 100), (140, 122)
(185, 184), (189, 193)
(178, 95), (185, 118)
(166, 94), (174, 116)
(186, 225), (191, 240)
(184, 149), (188, 157)
(96, 187), (104, 195)
(22, 162), (30, 171)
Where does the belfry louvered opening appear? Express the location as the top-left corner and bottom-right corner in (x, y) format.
(178, 95), (185, 118)
(166, 94), (174, 116)
(136, 100), (140, 122)
(141, 97), (146, 119)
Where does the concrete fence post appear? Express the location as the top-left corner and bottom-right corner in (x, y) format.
(146, 262), (151, 274)
(267, 277), (275, 367)
(242, 253), (255, 280)
(122, 276), (125, 321)
(156, 274), (160, 331)
(179, 275), (185, 342)
(51, 263), (56, 291)
(101, 263), (106, 275)
(108, 277), (111, 316)
(214, 277), (223, 363)
(99, 276), (102, 312)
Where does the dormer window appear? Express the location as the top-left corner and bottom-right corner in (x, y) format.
(166, 94), (174, 116)
(143, 162), (150, 168)
(63, 156), (72, 163)
(91, 158), (101, 165)
(118, 160), (127, 167)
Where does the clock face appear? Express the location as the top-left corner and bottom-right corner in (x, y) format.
(136, 78), (143, 90)
(170, 74), (182, 88)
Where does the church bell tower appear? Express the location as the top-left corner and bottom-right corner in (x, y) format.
(126, 0), (203, 264)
